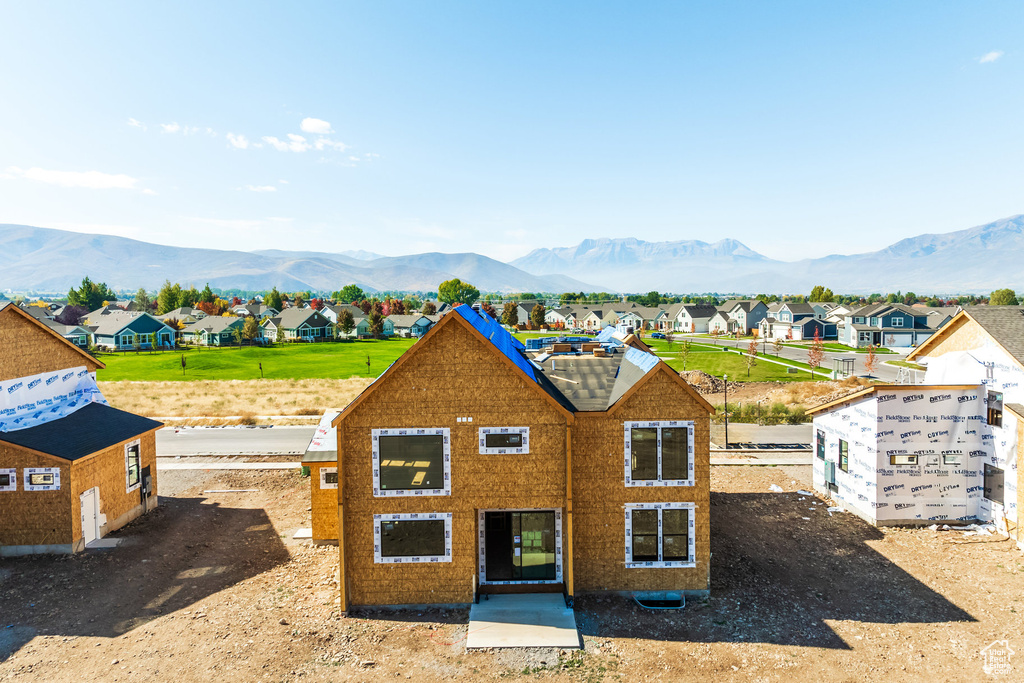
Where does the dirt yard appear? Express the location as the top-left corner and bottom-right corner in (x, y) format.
(2, 466), (1021, 682)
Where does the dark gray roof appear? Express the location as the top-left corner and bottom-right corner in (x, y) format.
(182, 316), (244, 334)
(386, 314), (430, 328)
(267, 308), (330, 329)
(963, 307), (1024, 365)
(782, 302), (815, 315)
(679, 304), (719, 317)
(0, 403), (162, 461)
(90, 312), (170, 336)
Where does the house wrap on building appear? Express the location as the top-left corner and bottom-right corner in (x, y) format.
(809, 306), (1021, 546)
(325, 305), (713, 609)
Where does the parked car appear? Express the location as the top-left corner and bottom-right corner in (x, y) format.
(650, 332), (666, 339)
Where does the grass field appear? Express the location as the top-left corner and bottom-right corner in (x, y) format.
(94, 339), (417, 381)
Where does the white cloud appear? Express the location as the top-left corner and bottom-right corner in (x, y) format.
(5, 166), (146, 191)
(278, 179), (289, 184)
(979, 50), (1004, 63)
(227, 132), (250, 149)
(160, 122), (181, 133)
(300, 117), (334, 134)
(205, 127), (217, 136)
(262, 134), (311, 152)
(315, 137), (348, 151)
(127, 118), (146, 130)
(348, 156), (360, 162)
(244, 185), (277, 193)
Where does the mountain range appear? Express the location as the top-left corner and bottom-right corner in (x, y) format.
(1, 214), (1022, 295)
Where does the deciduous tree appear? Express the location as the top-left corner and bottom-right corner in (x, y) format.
(337, 309), (355, 338)
(134, 288), (150, 311)
(530, 303), (546, 329)
(335, 284), (366, 303)
(421, 301), (436, 315)
(438, 278), (480, 305)
(990, 288), (1018, 306)
(679, 339), (692, 371)
(745, 339), (758, 377)
(502, 302), (519, 327)
(807, 330), (825, 379)
(863, 344), (878, 377)
(369, 311), (384, 338)
(265, 287), (283, 312)
(55, 305), (87, 326)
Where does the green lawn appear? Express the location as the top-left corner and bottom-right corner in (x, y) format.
(95, 339), (417, 381)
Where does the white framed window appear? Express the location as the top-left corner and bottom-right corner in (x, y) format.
(624, 502), (696, 568)
(0, 468), (16, 492)
(478, 427), (529, 454)
(373, 512), (452, 564)
(624, 421), (694, 487)
(24, 467), (61, 491)
(891, 317), (904, 328)
(371, 428), (451, 497)
(320, 467), (338, 489)
(125, 439), (141, 492)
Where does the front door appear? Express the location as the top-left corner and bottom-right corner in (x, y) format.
(483, 511), (557, 582)
(80, 488), (99, 545)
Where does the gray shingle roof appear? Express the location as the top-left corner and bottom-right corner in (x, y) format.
(963, 306), (1024, 365)
(0, 403), (162, 461)
(182, 316), (244, 334)
(90, 312), (170, 336)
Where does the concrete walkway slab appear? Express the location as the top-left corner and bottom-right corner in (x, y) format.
(157, 462), (301, 470)
(467, 593), (580, 649)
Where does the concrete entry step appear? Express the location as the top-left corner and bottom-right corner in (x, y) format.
(466, 593), (581, 649)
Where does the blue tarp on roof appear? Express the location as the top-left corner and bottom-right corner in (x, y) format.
(453, 305), (537, 383)
(623, 346), (659, 374)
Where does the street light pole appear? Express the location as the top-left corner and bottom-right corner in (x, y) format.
(723, 374), (729, 450)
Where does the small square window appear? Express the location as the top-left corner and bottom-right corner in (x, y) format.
(0, 469), (16, 492)
(24, 467), (61, 491)
(320, 467), (338, 489)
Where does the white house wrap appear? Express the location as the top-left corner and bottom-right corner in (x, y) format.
(811, 384), (1017, 530)
(0, 366), (107, 433)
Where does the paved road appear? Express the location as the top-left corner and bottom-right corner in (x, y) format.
(672, 335), (920, 383)
(156, 426), (316, 457)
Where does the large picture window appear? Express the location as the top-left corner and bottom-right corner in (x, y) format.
(372, 428), (450, 497)
(624, 503), (696, 568)
(478, 427), (529, 454)
(125, 440), (141, 492)
(624, 421), (695, 487)
(373, 512), (452, 563)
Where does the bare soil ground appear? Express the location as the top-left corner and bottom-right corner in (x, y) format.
(3, 466), (1021, 682)
(99, 378), (374, 421)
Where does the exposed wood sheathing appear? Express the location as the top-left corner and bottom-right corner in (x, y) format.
(339, 319), (568, 606)
(309, 463), (339, 541)
(0, 447), (72, 547)
(571, 368), (712, 593)
(69, 431), (159, 549)
(0, 305), (103, 380)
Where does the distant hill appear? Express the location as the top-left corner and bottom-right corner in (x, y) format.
(2, 215), (1022, 294)
(510, 216), (1024, 293)
(0, 225), (605, 294)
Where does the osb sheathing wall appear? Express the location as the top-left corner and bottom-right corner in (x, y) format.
(0, 307), (101, 381)
(309, 463), (339, 541)
(1017, 418), (1023, 546)
(914, 316), (995, 360)
(0, 446), (72, 547)
(571, 369), (711, 593)
(70, 431), (159, 550)
(339, 319), (569, 606)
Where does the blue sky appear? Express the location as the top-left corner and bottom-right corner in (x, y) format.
(1, 1), (1020, 262)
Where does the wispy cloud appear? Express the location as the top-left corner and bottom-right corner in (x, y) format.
(278, 179), (289, 185)
(300, 117), (334, 135)
(243, 185), (277, 193)
(127, 117), (146, 130)
(226, 132), (250, 149)
(4, 166), (152, 193)
(979, 50), (1004, 64)
(262, 134), (313, 152)
(160, 122), (181, 133)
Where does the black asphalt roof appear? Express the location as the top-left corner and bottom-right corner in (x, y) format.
(0, 403), (163, 461)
